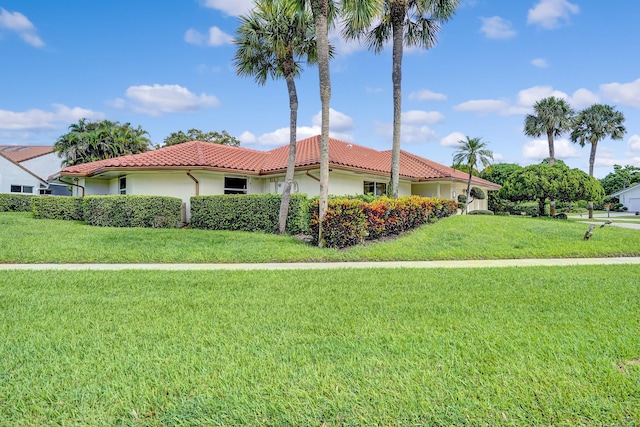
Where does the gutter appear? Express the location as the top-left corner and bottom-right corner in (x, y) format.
(186, 170), (199, 196)
(55, 176), (85, 197)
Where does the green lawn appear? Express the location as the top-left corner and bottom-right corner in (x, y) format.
(2, 212), (640, 263)
(1, 267), (639, 426)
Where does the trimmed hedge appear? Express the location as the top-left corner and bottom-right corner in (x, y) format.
(190, 194), (309, 235)
(0, 194), (34, 212)
(83, 195), (182, 228)
(31, 196), (84, 220)
(309, 196), (458, 248)
(468, 210), (494, 215)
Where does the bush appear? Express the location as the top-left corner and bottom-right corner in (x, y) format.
(309, 196), (457, 248)
(509, 202), (547, 216)
(470, 187), (485, 200)
(32, 196), (84, 220)
(0, 194), (34, 212)
(83, 195), (182, 228)
(468, 210), (494, 215)
(190, 194), (309, 235)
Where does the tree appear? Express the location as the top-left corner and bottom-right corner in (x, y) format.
(570, 103), (626, 218)
(480, 163), (523, 213)
(523, 96), (575, 216)
(234, 0), (320, 234)
(162, 129), (240, 147)
(292, 0), (336, 246)
(600, 164), (640, 195)
(500, 163), (604, 216)
(452, 136), (493, 214)
(54, 119), (150, 166)
(342, 0), (459, 199)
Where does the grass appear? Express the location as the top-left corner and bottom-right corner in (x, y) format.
(2, 212), (640, 263)
(1, 267), (639, 426)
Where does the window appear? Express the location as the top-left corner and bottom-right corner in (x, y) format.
(119, 177), (126, 195)
(39, 189), (52, 195)
(364, 181), (386, 196)
(224, 177), (247, 194)
(10, 185), (33, 194)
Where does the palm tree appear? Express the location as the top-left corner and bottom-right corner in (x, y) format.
(342, 0), (459, 199)
(452, 136), (493, 214)
(234, 0), (320, 235)
(571, 103), (626, 218)
(292, 0), (336, 246)
(523, 96), (575, 216)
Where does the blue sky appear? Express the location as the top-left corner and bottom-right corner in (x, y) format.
(1, 0), (638, 178)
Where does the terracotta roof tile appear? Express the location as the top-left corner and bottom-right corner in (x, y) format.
(58, 137), (500, 189)
(0, 145), (54, 163)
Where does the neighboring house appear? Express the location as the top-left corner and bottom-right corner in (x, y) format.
(51, 136), (500, 216)
(610, 183), (640, 213)
(0, 146), (70, 196)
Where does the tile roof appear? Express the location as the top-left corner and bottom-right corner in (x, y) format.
(0, 145), (54, 163)
(58, 136), (500, 189)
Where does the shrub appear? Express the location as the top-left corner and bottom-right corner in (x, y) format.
(470, 187), (485, 199)
(83, 195), (182, 228)
(190, 194), (309, 235)
(510, 202), (547, 216)
(32, 196), (84, 220)
(309, 198), (367, 248)
(468, 210), (494, 215)
(0, 194), (34, 212)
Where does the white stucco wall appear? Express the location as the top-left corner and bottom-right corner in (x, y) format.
(21, 152), (64, 181)
(0, 156), (45, 194)
(617, 185), (640, 212)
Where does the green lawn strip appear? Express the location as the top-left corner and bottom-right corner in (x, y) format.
(2, 212), (640, 263)
(1, 267), (638, 425)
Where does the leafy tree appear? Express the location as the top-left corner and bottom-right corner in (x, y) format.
(452, 136), (493, 214)
(570, 103), (626, 217)
(235, 0), (322, 234)
(524, 96), (575, 216)
(480, 163), (522, 213)
(54, 119), (150, 166)
(342, 0), (459, 199)
(162, 129), (240, 147)
(500, 163), (603, 216)
(600, 164), (640, 195)
(292, 0), (337, 246)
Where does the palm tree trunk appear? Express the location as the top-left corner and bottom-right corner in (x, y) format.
(390, 1), (406, 199)
(465, 171), (472, 214)
(547, 130), (556, 217)
(311, 0), (331, 247)
(278, 68), (298, 235)
(587, 141), (597, 219)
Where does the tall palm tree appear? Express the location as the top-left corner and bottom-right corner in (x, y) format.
(452, 136), (493, 214)
(571, 103), (626, 218)
(523, 96), (575, 216)
(342, 0), (459, 199)
(234, 0), (320, 235)
(292, 0), (336, 246)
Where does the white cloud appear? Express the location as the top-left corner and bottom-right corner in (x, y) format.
(454, 99), (511, 115)
(527, 0), (579, 29)
(0, 8), (44, 47)
(0, 104), (104, 130)
(202, 0), (254, 17)
(600, 78), (640, 108)
(480, 16), (516, 40)
(531, 58), (548, 68)
(122, 84), (220, 116)
(571, 88), (599, 109)
(441, 132), (466, 147)
(517, 85), (568, 107)
(402, 110), (444, 125)
(312, 108), (354, 132)
(239, 131), (256, 144)
(408, 89), (447, 102)
(523, 138), (580, 160)
(493, 153), (505, 162)
(374, 122), (438, 144)
(184, 26), (233, 46)
(629, 135), (640, 152)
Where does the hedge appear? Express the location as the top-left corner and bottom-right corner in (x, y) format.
(31, 196), (84, 220)
(83, 195), (182, 228)
(190, 193), (309, 235)
(309, 196), (458, 248)
(0, 194), (34, 212)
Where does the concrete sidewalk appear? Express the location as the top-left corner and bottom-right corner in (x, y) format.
(2, 257), (640, 270)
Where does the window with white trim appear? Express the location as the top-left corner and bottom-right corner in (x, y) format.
(224, 177), (247, 194)
(119, 177), (127, 195)
(363, 180), (386, 196)
(10, 185), (33, 194)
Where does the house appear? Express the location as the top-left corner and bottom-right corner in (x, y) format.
(0, 146), (70, 196)
(51, 136), (500, 216)
(610, 183), (640, 213)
